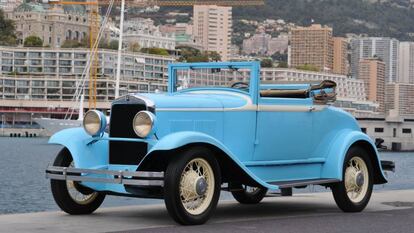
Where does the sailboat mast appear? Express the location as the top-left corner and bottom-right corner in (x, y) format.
(115, 0), (125, 99)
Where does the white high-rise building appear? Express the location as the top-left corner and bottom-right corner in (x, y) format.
(193, 5), (232, 61)
(350, 37), (399, 83)
(398, 42), (414, 84)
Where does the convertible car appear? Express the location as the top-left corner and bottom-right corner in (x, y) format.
(46, 61), (391, 225)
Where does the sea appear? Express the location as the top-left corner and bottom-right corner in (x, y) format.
(0, 137), (413, 215)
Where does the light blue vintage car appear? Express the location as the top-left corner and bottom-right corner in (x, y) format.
(46, 61), (390, 225)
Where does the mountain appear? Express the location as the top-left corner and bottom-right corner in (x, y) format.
(232, 0), (414, 40)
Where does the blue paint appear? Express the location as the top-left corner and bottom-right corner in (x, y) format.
(48, 61), (387, 195)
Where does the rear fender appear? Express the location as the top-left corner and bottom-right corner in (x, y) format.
(49, 128), (108, 168)
(141, 131), (279, 190)
(321, 129), (387, 184)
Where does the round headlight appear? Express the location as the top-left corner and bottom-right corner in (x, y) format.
(83, 110), (106, 137)
(133, 111), (155, 138)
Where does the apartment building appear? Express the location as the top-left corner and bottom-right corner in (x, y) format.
(193, 5), (232, 61)
(333, 37), (349, 75)
(0, 46), (175, 127)
(358, 58), (386, 113)
(350, 37), (399, 82)
(385, 83), (414, 117)
(290, 24), (334, 72)
(398, 42), (414, 84)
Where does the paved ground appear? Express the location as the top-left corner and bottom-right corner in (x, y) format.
(0, 190), (413, 233)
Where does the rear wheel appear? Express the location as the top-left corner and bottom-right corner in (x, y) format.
(331, 146), (373, 212)
(50, 148), (105, 215)
(164, 146), (221, 225)
(230, 184), (268, 204)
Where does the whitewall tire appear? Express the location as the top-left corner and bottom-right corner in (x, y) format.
(164, 146), (221, 225)
(331, 146), (373, 212)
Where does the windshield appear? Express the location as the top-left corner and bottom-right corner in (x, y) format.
(173, 67), (252, 93)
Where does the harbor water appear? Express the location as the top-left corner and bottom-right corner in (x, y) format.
(0, 137), (413, 215)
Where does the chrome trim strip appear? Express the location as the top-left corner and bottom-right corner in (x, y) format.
(131, 94), (156, 109)
(244, 158), (326, 167)
(156, 105), (326, 112)
(269, 179), (340, 188)
(46, 166), (164, 187)
(258, 105), (326, 112)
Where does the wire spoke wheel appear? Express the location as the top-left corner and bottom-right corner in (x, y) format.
(66, 162), (99, 205)
(331, 146), (373, 213)
(179, 158), (215, 215)
(164, 146), (221, 225)
(344, 157), (369, 203)
(50, 148), (105, 215)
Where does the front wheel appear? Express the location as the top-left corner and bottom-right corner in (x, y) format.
(331, 146), (373, 212)
(164, 146), (221, 225)
(50, 148), (105, 215)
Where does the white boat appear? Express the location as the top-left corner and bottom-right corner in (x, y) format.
(34, 118), (83, 135)
(34, 95), (85, 134)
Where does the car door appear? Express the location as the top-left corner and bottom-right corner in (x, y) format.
(253, 97), (314, 162)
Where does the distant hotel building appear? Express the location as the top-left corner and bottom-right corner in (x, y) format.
(385, 83), (414, 117)
(358, 58), (386, 113)
(193, 5), (232, 61)
(333, 37), (349, 75)
(0, 46), (175, 127)
(5, 3), (97, 48)
(242, 33), (288, 56)
(123, 18), (176, 51)
(290, 24), (348, 75)
(290, 24), (334, 72)
(0, 0), (22, 11)
(350, 37), (399, 82)
(398, 42), (414, 84)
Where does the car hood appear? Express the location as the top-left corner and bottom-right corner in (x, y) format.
(136, 91), (251, 110)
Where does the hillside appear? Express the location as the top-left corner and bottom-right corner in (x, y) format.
(233, 0), (414, 40)
(153, 0), (414, 41)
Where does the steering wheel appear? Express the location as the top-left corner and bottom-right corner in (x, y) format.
(231, 82), (249, 90)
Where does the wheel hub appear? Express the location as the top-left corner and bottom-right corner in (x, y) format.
(195, 177), (207, 196)
(355, 171), (364, 188)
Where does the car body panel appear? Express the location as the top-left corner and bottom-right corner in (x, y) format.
(48, 61), (387, 196)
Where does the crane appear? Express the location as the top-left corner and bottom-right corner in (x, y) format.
(44, 0), (265, 109)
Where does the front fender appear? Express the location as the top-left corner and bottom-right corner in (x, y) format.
(142, 131), (279, 190)
(49, 128), (108, 168)
(321, 129), (387, 184)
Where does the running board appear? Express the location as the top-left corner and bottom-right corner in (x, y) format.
(268, 178), (340, 188)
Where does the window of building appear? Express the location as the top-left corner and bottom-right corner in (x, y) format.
(393, 128), (397, 137)
(374, 128), (384, 133)
(402, 128), (412, 134)
(361, 128), (367, 133)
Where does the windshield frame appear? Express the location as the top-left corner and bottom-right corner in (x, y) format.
(167, 61), (261, 104)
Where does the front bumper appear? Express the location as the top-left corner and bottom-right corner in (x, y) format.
(46, 165), (164, 187)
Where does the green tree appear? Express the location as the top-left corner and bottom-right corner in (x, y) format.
(108, 40), (119, 50)
(296, 64), (320, 72)
(23, 36), (43, 47)
(260, 58), (273, 68)
(0, 9), (17, 46)
(141, 47), (170, 56)
(277, 61), (288, 68)
(61, 39), (87, 48)
(207, 51), (221, 62)
(129, 42), (140, 52)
